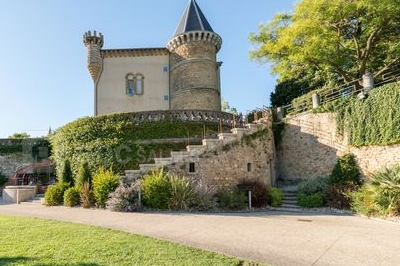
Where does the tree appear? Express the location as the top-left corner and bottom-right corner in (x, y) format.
(75, 161), (92, 188)
(250, 0), (400, 86)
(60, 159), (74, 186)
(9, 132), (30, 140)
(0, 172), (8, 197)
(221, 98), (238, 114)
(270, 69), (325, 107)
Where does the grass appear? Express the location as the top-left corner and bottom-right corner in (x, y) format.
(0, 215), (263, 266)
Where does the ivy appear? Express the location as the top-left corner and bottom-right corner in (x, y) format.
(50, 113), (220, 177)
(313, 82), (400, 147)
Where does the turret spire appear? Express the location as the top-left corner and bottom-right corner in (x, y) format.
(174, 0), (214, 36)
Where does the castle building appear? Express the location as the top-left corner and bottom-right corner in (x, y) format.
(83, 0), (222, 116)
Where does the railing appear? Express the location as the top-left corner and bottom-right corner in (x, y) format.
(276, 64), (400, 119)
(126, 109), (244, 128)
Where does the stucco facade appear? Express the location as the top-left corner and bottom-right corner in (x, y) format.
(96, 49), (170, 115)
(84, 0), (222, 116)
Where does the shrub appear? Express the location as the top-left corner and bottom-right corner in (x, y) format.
(351, 165), (400, 216)
(92, 167), (120, 208)
(297, 192), (325, 208)
(63, 187), (81, 207)
(329, 154), (361, 185)
(324, 182), (359, 209)
(370, 165), (400, 215)
(50, 113), (220, 177)
(297, 177), (328, 208)
(297, 177), (328, 195)
(191, 180), (215, 211)
(75, 161), (92, 188)
(141, 168), (171, 210)
(237, 180), (268, 208)
(80, 181), (94, 208)
(349, 184), (380, 217)
(217, 189), (247, 210)
(168, 174), (196, 210)
(44, 182), (70, 206)
(268, 187), (283, 207)
(107, 182), (140, 212)
(60, 159), (74, 186)
(0, 172), (8, 187)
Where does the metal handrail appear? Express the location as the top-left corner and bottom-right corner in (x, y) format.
(276, 64), (400, 118)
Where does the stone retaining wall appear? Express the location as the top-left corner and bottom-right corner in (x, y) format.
(2, 186), (37, 203)
(278, 112), (400, 180)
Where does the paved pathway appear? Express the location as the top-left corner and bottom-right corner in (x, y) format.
(1, 200), (400, 266)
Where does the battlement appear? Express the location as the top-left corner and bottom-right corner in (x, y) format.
(167, 31), (222, 52)
(83, 30), (104, 47)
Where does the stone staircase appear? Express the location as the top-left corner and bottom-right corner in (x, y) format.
(20, 194), (45, 205)
(268, 186), (302, 212)
(281, 186), (300, 209)
(124, 123), (264, 182)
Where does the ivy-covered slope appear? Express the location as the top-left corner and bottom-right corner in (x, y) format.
(50, 113), (221, 176)
(314, 82), (400, 147)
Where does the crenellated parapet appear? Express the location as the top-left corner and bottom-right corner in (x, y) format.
(83, 30), (104, 82)
(166, 31), (222, 52)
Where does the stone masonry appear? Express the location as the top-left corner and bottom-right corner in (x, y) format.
(125, 117), (276, 193)
(278, 112), (400, 180)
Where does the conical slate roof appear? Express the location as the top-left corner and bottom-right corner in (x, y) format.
(174, 0), (214, 36)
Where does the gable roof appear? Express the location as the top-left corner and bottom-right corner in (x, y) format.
(174, 0), (214, 36)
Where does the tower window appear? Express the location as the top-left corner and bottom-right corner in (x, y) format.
(189, 162), (196, 173)
(247, 163), (252, 172)
(125, 73), (144, 96)
(126, 74), (135, 96)
(162, 66), (169, 73)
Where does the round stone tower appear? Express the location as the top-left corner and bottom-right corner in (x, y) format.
(83, 31), (104, 82)
(167, 0), (222, 111)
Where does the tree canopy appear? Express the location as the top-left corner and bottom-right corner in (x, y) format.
(8, 132), (30, 140)
(250, 0), (400, 85)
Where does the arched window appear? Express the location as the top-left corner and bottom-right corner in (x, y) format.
(125, 73), (144, 96)
(136, 74), (144, 95)
(126, 74), (135, 96)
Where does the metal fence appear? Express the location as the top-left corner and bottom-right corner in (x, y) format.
(276, 64), (400, 118)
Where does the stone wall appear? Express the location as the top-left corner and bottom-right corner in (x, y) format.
(0, 153), (23, 177)
(277, 112), (400, 180)
(167, 123), (276, 193)
(169, 39), (220, 111)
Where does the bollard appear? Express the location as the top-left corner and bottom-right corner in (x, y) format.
(248, 190), (252, 210)
(362, 72), (374, 92)
(312, 93), (320, 109)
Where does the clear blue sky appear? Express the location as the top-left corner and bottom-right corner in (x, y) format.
(0, 0), (296, 138)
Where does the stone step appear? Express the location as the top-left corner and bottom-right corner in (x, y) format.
(154, 157), (173, 166)
(231, 128), (248, 139)
(267, 206), (303, 213)
(218, 133), (237, 143)
(139, 164), (158, 172)
(202, 139), (223, 150)
(170, 151), (190, 161)
(124, 170), (142, 183)
(282, 193), (297, 197)
(282, 199), (297, 204)
(186, 145), (206, 156)
(281, 203), (300, 209)
(283, 194), (297, 198)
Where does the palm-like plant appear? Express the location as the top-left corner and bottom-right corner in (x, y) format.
(168, 174), (196, 211)
(370, 165), (400, 215)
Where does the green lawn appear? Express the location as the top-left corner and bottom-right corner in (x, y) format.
(0, 215), (262, 266)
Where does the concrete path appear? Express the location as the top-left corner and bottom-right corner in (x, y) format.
(1, 201), (400, 266)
